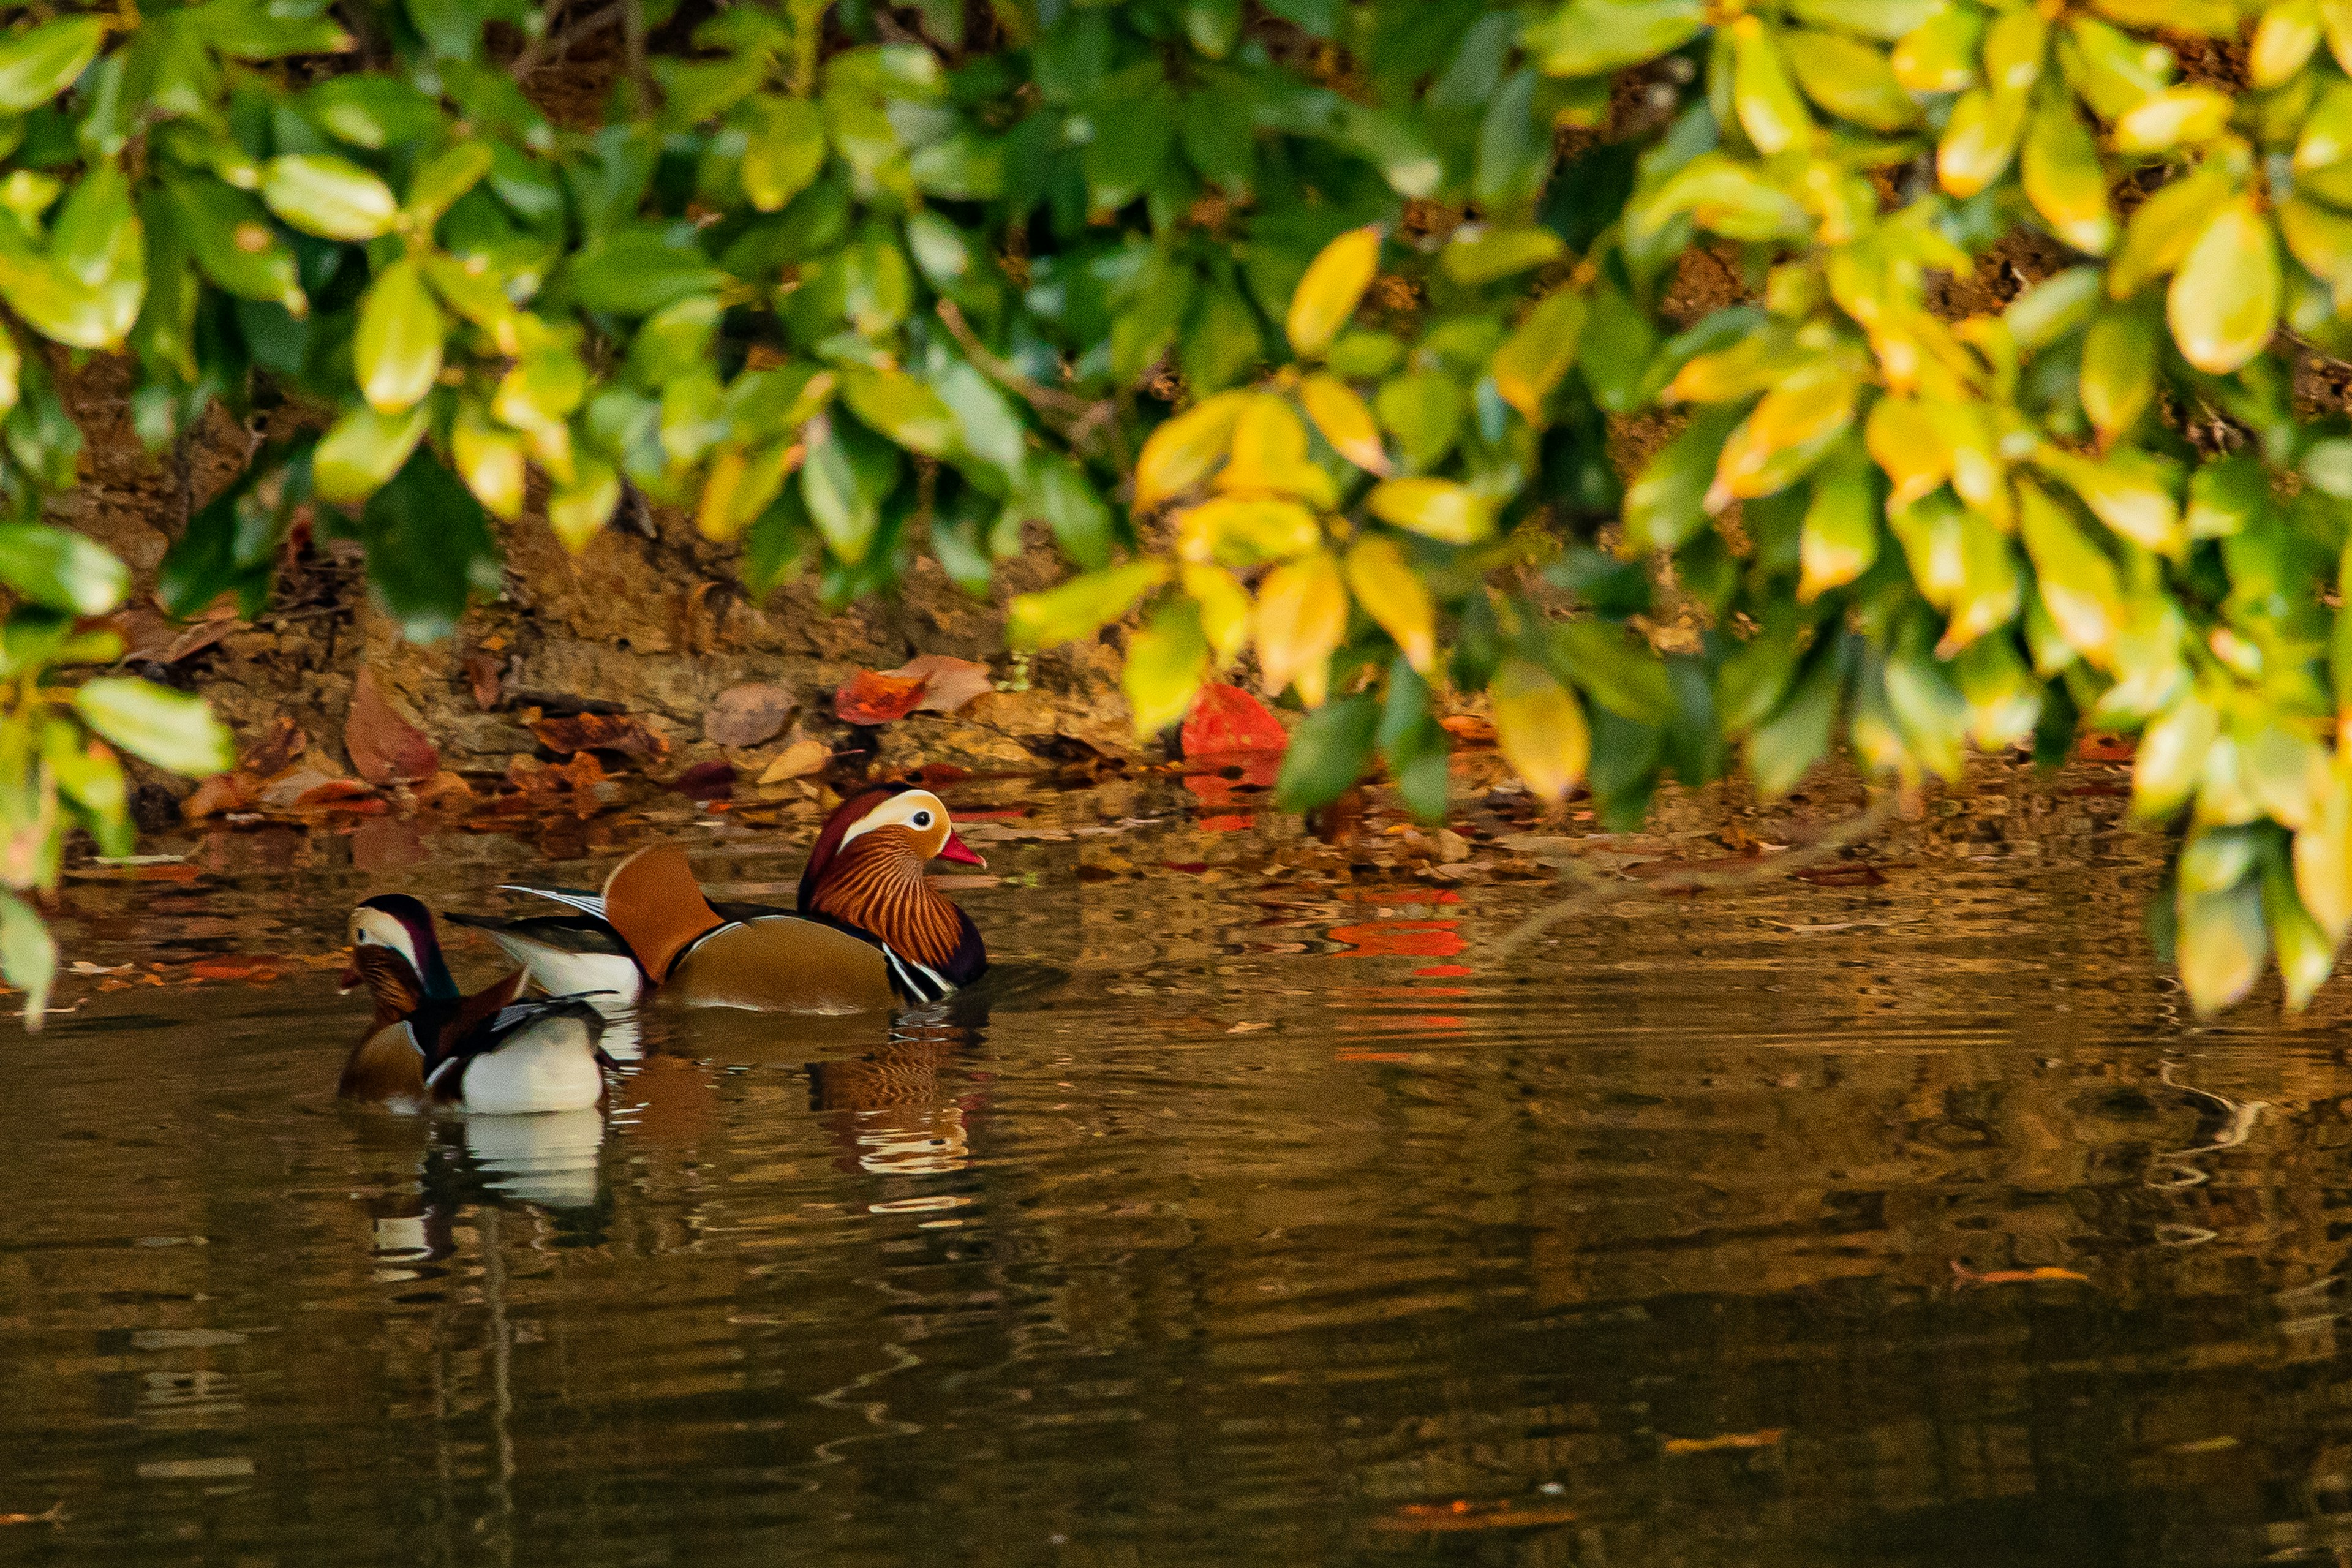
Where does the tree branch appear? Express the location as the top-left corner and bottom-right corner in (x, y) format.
(1485, 793), (1901, 962)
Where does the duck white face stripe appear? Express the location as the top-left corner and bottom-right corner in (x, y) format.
(351, 908), (421, 973)
(839, 790), (951, 853)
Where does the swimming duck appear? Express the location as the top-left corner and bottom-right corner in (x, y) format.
(338, 894), (614, 1114)
(475, 785), (989, 1013)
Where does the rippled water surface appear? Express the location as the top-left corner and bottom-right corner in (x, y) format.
(7, 764), (2352, 1566)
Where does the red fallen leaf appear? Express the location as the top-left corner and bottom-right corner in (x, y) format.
(295, 779), (379, 810)
(257, 766), (352, 810)
(897, 654), (995, 715)
(181, 774), (251, 821)
(918, 763), (971, 785)
(706, 683), (796, 748)
(464, 654), (502, 710)
(835, 669), (929, 725)
(530, 711), (669, 761)
(120, 862), (204, 883)
(1790, 864), (1886, 888)
(1181, 683), (1287, 759)
(345, 668), (439, 786)
(2078, 732), (2134, 763)
(1372, 1501), (1579, 1534)
(670, 759), (737, 799)
(1198, 813), (1255, 832)
(1415, 963), (1474, 978)
(1327, 920), (1466, 959)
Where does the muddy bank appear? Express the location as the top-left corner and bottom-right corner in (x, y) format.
(53, 351), (1149, 822)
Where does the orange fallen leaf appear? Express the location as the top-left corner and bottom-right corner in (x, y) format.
(1371, 1500), (1577, 1533)
(834, 669), (929, 725)
(1951, 1262), (2091, 1287)
(1181, 682), (1287, 758)
(1662, 1429), (1784, 1455)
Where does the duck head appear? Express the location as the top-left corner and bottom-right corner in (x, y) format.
(342, 894), (462, 1017)
(798, 786), (988, 987)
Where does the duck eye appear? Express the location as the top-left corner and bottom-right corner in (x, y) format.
(912, 810), (933, 828)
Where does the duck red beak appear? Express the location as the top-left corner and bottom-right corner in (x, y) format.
(938, 830), (986, 868)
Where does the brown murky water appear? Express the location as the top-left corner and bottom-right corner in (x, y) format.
(5, 764), (2350, 1566)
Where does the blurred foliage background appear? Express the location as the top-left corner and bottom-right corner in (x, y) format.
(0, 0), (2343, 1020)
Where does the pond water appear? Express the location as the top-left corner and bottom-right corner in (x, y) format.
(4, 762), (2350, 1567)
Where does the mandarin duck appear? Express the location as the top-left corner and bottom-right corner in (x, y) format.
(473, 785), (988, 1013)
(339, 894), (614, 1115)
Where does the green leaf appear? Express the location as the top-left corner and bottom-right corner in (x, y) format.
(744, 97), (829, 212)
(355, 258), (445, 415)
(1273, 692), (1380, 812)
(343, 448), (500, 643)
(1123, 594), (1210, 736)
(405, 141), (493, 227)
(0, 888), (53, 1031)
(2169, 202), (2281, 376)
(0, 525), (126, 616)
(1526, 0), (1708, 78)
(1008, 559), (1169, 650)
(565, 226), (728, 315)
(1014, 456), (1115, 571)
(1749, 635), (1847, 796)
(166, 175), (305, 315)
(312, 402), (431, 505)
(260, 154), (398, 241)
(0, 18), (104, 115)
(840, 366), (960, 458)
(74, 677), (235, 775)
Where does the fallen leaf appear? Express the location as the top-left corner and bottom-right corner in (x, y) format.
(1951, 1262), (2091, 1287)
(1199, 813), (1256, 832)
(1439, 714), (1497, 744)
(163, 616), (244, 663)
(670, 759), (736, 799)
(897, 654), (995, 714)
(181, 774), (252, 820)
(293, 779), (379, 810)
(1662, 1430), (1784, 1456)
(530, 710), (669, 761)
(345, 667), (439, 786)
(2078, 732), (2134, 763)
(1371, 1501), (1579, 1533)
(706, 683), (796, 748)
(190, 956), (279, 981)
(758, 736), (831, 783)
(835, 669), (929, 725)
(257, 766), (348, 810)
(464, 653), (502, 710)
(243, 715), (307, 778)
(1182, 683), (1288, 758)
(413, 771), (477, 810)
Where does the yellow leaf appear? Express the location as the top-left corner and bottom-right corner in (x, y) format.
(1730, 17), (1813, 157)
(1711, 362), (1858, 502)
(1938, 87), (2029, 198)
(452, 402), (526, 521)
(1286, 225), (1382, 361)
(2253, 0), (2324, 88)
(2021, 99), (2114, 256)
(354, 257), (444, 415)
(1366, 478), (1494, 545)
(695, 443), (794, 543)
(1134, 390), (1249, 510)
(1175, 496), (1324, 567)
(1490, 658), (1589, 803)
(2113, 88), (2234, 154)
(1009, 560), (1171, 650)
(1123, 596), (1211, 737)
(1215, 393), (1336, 506)
(2294, 767), (2352, 941)
(1181, 562), (1254, 664)
(1490, 288), (1589, 426)
(2169, 202), (2281, 375)
(1344, 536), (1435, 672)
(548, 458), (620, 554)
(1298, 375), (1390, 475)
(1864, 396), (1951, 510)
(1254, 549), (1349, 707)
